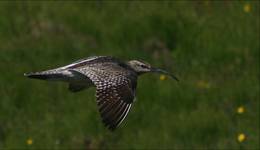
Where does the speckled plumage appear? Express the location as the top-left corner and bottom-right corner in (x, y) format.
(24, 56), (178, 131)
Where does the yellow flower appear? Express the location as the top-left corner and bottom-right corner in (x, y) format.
(196, 80), (210, 89)
(243, 3), (251, 13)
(237, 106), (245, 114)
(159, 75), (166, 81)
(27, 138), (33, 145)
(237, 133), (246, 142)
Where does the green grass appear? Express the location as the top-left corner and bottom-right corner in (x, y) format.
(0, 1), (259, 149)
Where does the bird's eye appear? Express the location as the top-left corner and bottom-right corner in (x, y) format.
(140, 64), (147, 68)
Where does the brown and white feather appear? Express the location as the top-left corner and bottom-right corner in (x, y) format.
(71, 62), (137, 130)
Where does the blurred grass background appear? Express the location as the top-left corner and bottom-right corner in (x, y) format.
(0, 1), (259, 149)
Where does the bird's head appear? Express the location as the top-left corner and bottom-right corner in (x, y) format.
(127, 60), (179, 81)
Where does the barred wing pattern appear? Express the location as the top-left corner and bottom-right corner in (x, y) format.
(71, 64), (136, 130)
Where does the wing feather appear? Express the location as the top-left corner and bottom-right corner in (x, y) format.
(72, 63), (137, 130)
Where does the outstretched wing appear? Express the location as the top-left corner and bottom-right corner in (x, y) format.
(71, 63), (137, 130)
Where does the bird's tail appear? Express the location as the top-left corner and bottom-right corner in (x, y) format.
(24, 70), (65, 81)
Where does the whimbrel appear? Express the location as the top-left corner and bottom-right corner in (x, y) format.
(24, 56), (178, 130)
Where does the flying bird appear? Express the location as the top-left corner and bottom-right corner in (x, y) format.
(24, 56), (178, 130)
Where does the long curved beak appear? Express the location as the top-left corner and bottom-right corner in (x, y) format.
(151, 67), (179, 82)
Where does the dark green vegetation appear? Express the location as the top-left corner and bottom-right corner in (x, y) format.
(0, 1), (259, 149)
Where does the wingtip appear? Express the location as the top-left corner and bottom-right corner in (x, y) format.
(24, 72), (30, 77)
(23, 72), (45, 79)
(24, 72), (35, 77)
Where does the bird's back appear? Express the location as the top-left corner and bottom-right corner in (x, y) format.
(64, 56), (137, 81)
(62, 56), (124, 69)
